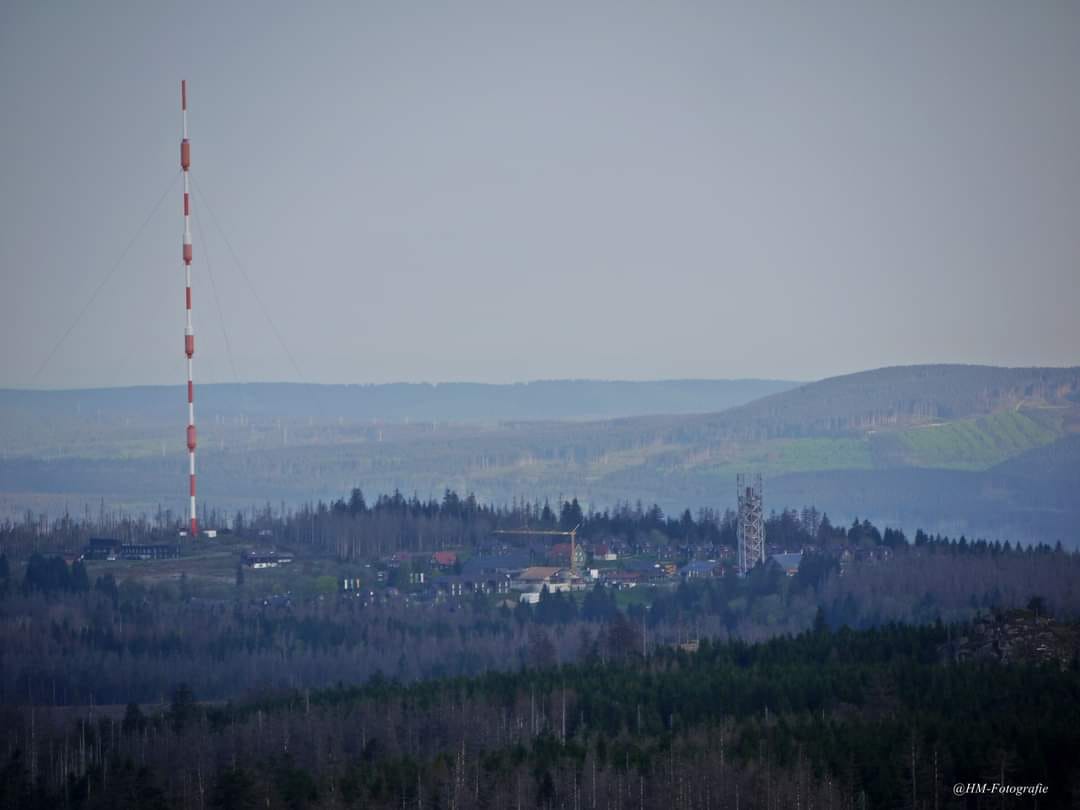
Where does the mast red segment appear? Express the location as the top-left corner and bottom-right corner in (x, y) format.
(180, 79), (198, 537)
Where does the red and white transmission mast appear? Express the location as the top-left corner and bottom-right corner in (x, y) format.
(180, 80), (198, 537)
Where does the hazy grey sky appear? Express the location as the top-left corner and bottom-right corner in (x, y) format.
(3, 1), (1078, 388)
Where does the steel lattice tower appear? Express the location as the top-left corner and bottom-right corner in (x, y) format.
(180, 80), (198, 537)
(737, 473), (764, 575)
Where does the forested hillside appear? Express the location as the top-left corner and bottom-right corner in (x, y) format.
(1, 366), (1078, 544)
(3, 490), (1079, 807)
(666, 364), (1080, 440)
(3, 621), (1078, 809)
(0, 378), (796, 438)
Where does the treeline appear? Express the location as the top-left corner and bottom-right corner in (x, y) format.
(246, 489), (734, 560)
(3, 486), (1070, 562)
(3, 621), (1079, 809)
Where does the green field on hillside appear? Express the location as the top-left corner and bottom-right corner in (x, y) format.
(685, 436), (874, 477)
(894, 408), (1063, 470)
(661, 409), (1066, 483)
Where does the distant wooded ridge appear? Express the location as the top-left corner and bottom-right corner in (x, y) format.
(0, 378), (799, 423)
(2, 364), (1079, 545)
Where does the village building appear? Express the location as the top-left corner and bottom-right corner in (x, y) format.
(515, 566), (565, 591)
(591, 543), (618, 561)
(602, 569), (642, 589)
(766, 552), (803, 577)
(431, 550), (457, 568)
(679, 560), (722, 580)
(462, 551), (531, 578)
(242, 550), (294, 569)
(547, 542), (587, 570)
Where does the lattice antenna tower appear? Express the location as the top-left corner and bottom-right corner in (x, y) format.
(736, 473), (765, 575)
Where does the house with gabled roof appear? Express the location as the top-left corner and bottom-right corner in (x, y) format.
(767, 552), (803, 577)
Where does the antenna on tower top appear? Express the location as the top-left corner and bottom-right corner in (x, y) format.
(180, 80), (198, 537)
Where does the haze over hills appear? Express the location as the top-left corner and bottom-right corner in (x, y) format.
(640, 363), (1080, 440)
(1, 364), (1078, 545)
(0, 378), (797, 431)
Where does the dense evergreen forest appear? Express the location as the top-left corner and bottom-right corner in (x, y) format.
(2, 621), (1078, 809)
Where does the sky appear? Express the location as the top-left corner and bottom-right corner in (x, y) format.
(2, 1), (1078, 389)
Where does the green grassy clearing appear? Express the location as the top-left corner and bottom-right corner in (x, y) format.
(895, 408), (1062, 469)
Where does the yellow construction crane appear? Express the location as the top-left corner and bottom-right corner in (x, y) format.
(492, 523), (582, 573)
